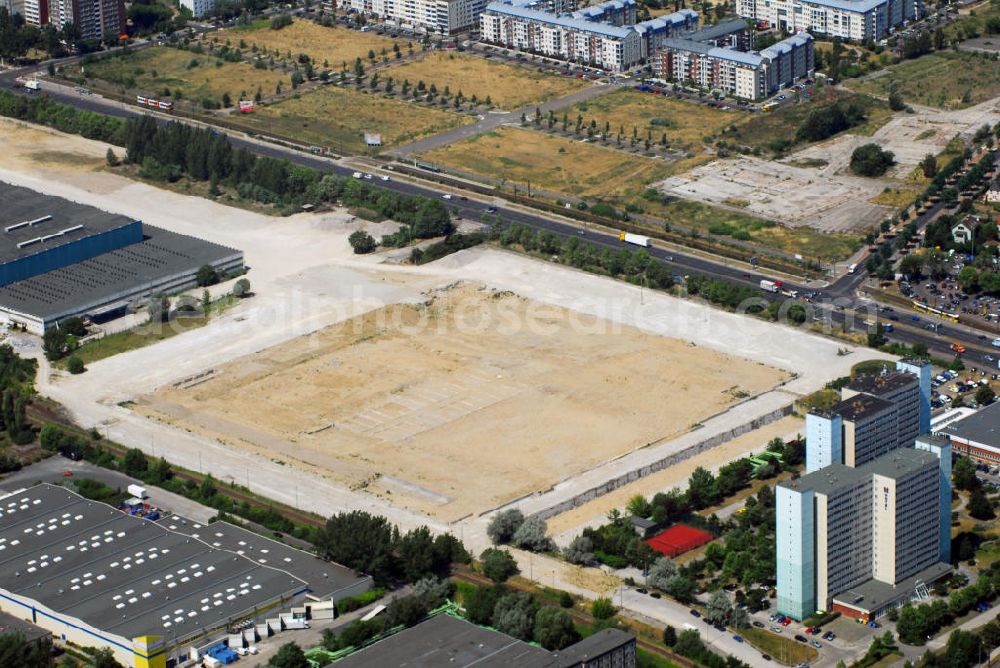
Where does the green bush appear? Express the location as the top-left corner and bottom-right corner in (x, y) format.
(67, 356), (85, 375)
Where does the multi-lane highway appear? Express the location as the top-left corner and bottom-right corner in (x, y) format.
(3, 59), (997, 366)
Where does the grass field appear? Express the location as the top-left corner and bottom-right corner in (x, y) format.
(420, 127), (863, 260)
(569, 89), (741, 155)
(385, 51), (587, 110)
(847, 51), (1000, 109)
(74, 46), (289, 107)
(216, 19), (406, 70)
(421, 127), (675, 198)
(719, 86), (892, 154)
(234, 85), (470, 152)
(741, 627), (818, 665)
(869, 186), (919, 208)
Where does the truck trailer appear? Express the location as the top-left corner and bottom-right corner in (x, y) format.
(759, 279), (780, 293)
(619, 232), (651, 247)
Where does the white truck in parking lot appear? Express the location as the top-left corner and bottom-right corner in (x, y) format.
(619, 232), (650, 247)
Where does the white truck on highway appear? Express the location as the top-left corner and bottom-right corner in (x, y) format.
(619, 232), (651, 247)
(23, 79), (40, 91)
(760, 279), (780, 293)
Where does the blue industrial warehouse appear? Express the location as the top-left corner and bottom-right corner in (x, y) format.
(0, 182), (244, 334)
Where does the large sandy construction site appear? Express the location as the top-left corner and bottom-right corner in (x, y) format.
(1, 117), (885, 541)
(136, 283), (787, 521)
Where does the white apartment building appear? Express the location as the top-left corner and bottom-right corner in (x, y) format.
(737, 0), (917, 41)
(180, 0), (214, 18)
(481, 2), (697, 70)
(341, 0), (486, 32)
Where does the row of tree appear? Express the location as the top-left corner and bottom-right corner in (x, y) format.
(896, 563), (1000, 644)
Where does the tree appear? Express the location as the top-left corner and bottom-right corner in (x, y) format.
(480, 547), (519, 583)
(512, 516), (554, 552)
(487, 508), (524, 544)
(673, 629), (706, 658)
(899, 253), (924, 279)
(385, 592), (431, 627)
(147, 294), (170, 324)
(232, 277), (251, 297)
(106, 148), (120, 166)
(348, 230), (376, 254)
(122, 447), (149, 476)
(494, 591), (538, 641)
(397, 526), (437, 583)
(687, 466), (719, 509)
(647, 556), (679, 591)
(196, 264), (220, 287)
(958, 266), (979, 292)
(968, 487), (995, 521)
(465, 584), (503, 625)
(888, 81), (905, 111)
(706, 590), (732, 625)
(315, 511), (396, 584)
(42, 328), (69, 361)
(412, 576), (453, 608)
(563, 535), (594, 565)
(977, 385), (996, 406)
(662, 625), (677, 647)
(533, 607), (580, 650)
(591, 597), (616, 620)
(920, 153), (938, 178)
(268, 642), (308, 668)
(627, 494), (652, 518)
(953, 456), (979, 492)
(66, 355), (85, 374)
(0, 632), (52, 668)
(92, 648), (125, 668)
(850, 143), (895, 177)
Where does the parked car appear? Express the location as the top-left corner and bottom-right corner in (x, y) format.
(636, 588), (648, 594)
(811, 640), (822, 649)
(753, 621), (765, 628)
(794, 634), (808, 643)
(733, 635), (744, 643)
(690, 609), (701, 617)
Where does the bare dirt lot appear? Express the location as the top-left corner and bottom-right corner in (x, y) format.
(136, 283), (787, 522)
(657, 93), (1000, 233)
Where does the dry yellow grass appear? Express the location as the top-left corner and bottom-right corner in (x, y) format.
(385, 51), (587, 110)
(869, 186), (919, 208)
(569, 89), (740, 153)
(232, 84), (469, 152)
(73, 46), (289, 104)
(420, 127), (675, 198)
(217, 19), (407, 69)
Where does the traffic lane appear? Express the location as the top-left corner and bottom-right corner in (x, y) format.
(15, 83), (785, 293)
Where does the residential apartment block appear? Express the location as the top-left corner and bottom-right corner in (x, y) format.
(21, 0), (123, 40)
(806, 359), (931, 472)
(777, 446), (949, 621)
(341, 0), (487, 33)
(736, 0), (917, 42)
(654, 32), (813, 100)
(480, 0), (697, 71)
(180, 0), (214, 18)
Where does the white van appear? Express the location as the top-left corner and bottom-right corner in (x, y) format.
(847, 264), (857, 274)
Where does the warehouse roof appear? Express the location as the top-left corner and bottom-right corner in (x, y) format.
(166, 517), (369, 600)
(940, 401), (1000, 447)
(0, 182), (137, 265)
(0, 225), (242, 324)
(0, 610), (51, 644)
(330, 613), (549, 667)
(0, 485), (307, 644)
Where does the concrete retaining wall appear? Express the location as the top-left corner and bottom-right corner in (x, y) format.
(531, 403), (793, 521)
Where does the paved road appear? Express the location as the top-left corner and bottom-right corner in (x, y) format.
(386, 82), (618, 157)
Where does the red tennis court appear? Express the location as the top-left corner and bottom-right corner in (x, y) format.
(646, 524), (714, 557)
